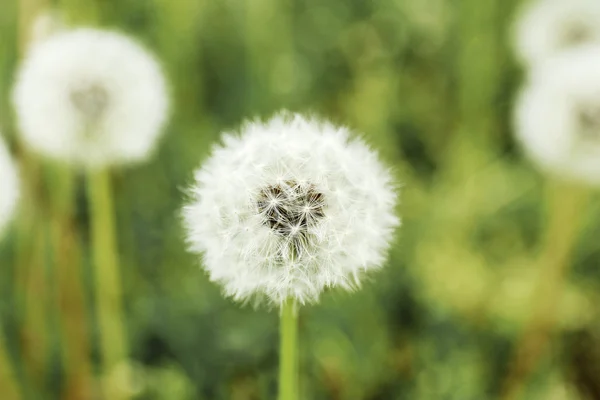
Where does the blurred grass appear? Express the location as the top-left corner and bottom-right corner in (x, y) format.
(1, 0), (600, 399)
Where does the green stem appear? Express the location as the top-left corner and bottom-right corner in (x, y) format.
(278, 299), (298, 400)
(13, 0), (49, 396)
(86, 169), (128, 399)
(501, 180), (588, 400)
(49, 164), (93, 400)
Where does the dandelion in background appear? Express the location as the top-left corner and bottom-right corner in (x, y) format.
(514, 0), (600, 67)
(12, 26), (170, 398)
(0, 137), (19, 237)
(515, 45), (600, 185)
(505, 42), (600, 400)
(183, 112), (399, 400)
(12, 28), (169, 168)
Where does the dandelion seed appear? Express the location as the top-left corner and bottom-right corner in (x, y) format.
(515, 45), (600, 184)
(182, 112), (399, 306)
(514, 0), (600, 67)
(12, 28), (169, 168)
(0, 137), (19, 237)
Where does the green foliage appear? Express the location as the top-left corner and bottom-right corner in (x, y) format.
(1, 0), (600, 399)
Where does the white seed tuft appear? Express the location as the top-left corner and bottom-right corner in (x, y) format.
(182, 112), (400, 306)
(12, 28), (169, 168)
(515, 45), (600, 184)
(514, 0), (600, 68)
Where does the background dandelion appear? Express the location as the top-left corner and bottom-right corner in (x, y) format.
(12, 28), (169, 168)
(1, 0), (600, 399)
(11, 22), (170, 400)
(514, 0), (600, 67)
(503, 25), (600, 400)
(515, 45), (600, 184)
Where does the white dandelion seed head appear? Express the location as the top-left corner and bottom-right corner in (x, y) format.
(514, 0), (600, 68)
(182, 112), (399, 306)
(0, 137), (19, 237)
(515, 44), (600, 184)
(12, 28), (169, 169)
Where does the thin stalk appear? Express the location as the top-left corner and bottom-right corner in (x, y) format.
(16, 214), (48, 394)
(13, 0), (49, 397)
(278, 299), (299, 400)
(49, 165), (93, 400)
(500, 180), (588, 400)
(86, 169), (128, 399)
(16, 211), (55, 398)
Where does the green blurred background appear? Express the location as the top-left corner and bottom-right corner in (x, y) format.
(1, 0), (600, 399)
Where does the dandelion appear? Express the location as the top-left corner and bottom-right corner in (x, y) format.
(0, 137), (19, 237)
(183, 112), (399, 400)
(12, 27), (170, 399)
(505, 42), (599, 400)
(183, 112), (399, 306)
(514, 0), (600, 67)
(515, 45), (600, 185)
(12, 28), (169, 168)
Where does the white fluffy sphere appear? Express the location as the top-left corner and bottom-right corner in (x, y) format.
(0, 137), (19, 237)
(12, 28), (169, 168)
(514, 0), (600, 67)
(183, 112), (399, 306)
(515, 45), (600, 184)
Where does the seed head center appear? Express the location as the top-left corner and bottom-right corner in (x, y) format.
(70, 83), (109, 121)
(559, 23), (591, 48)
(257, 180), (325, 236)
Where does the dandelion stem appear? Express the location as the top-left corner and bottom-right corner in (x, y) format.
(49, 164), (93, 400)
(500, 180), (588, 400)
(14, 0), (50, 396)
(278, 299), (299, 400)
(87, 169), (128, 398)
(15, 218), (47, 395)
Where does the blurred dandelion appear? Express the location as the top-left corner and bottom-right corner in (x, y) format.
(0, 137), (19, 238)
(183, 111), (399, 400)
(11, 26), (170, 400)
(504, 42), (600, 400)
(12, 28), (169, 168)
(515, 45), (600, 184)
(514, 0), (600, 67)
